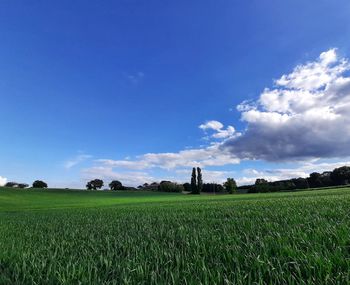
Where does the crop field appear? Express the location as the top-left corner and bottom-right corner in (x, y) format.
(0, 188), (350, 284)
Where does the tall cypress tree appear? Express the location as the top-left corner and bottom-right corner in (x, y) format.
(197, 167), (203, 194)
(191, 167), (197, 194)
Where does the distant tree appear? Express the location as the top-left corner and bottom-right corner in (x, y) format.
(109, 180), (124, 191)
(140, 182), (159, 191)
(123, 186), (137, 191)
(5, 182), (18, 188)
(202, 183), (224, 193)
(32, 180), (48, 188)
(255, 178), (268, 185)
(253, 178), (269, 193)
(291, 178), (309, 189)
(307, 172), (322, 188)
(86, 182), (93, 190)
(148, 182), (160, 191)
(319, 171), (333, 187)
(86, 179), (103, 190)
(183, 183), (192, 192)
(158, 181), (184, 193)
(330, 166), (350, 185)
(224, 178), (237, 194)
(197, 167), (203, 193)
(268, 180), (295, 192)
(191, 167), (198, 194)
(18, 183), (29, 189)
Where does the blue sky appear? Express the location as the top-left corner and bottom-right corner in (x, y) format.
(1, 1), (350, 187)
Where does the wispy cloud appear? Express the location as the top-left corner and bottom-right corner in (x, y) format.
(81, 166), (156, 186)
(64, 154), (92, 169)
(125, 71), (145, 85)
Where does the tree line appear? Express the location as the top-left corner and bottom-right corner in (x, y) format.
(240, 166), (350, 193)
(83, 167), (237, 194)
(4, 180), (47, 189)
(3, 166), (350, 194)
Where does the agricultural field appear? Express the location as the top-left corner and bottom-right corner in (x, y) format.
(0, 187), (350, 284)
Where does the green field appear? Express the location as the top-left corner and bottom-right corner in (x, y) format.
(0, 187), (349, 284)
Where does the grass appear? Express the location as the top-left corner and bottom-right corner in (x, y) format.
(0, 187), (349, 284)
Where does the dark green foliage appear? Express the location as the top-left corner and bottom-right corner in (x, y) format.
(182, 183), (191, 192)
(197, 167), (203, 193)
(331, 166), (350, 185)
(109, 180), (124, 191)
(224, 178), (237, 194)
(308, 172), (323, 188)
(243, 166), (350, 193)
(158, 181), (184, 193)
(202, 183), (224, 193)
(86, 179), (104, 190)
(291, 177), (309, 189)
(5, 182), (18, 188)
(4, 182), (28, 188)
(255, 178), (268, 185)
(140, 182), (159, 191)
(32, 180), (48, 188)
(191, 168), (198, 194)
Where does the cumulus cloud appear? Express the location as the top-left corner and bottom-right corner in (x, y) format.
(0, 176), (7, 186)
(199, 120), (238, 139)
(223, 48), (350, 161)
(81, 48), (350, 187)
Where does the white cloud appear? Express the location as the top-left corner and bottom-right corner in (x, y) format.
(64, 154), (92, 169)
(126, 71), (144, 85)
(275, 48), (347, 91)
(82, 167), (156, 186)
(0, 176), (7, 186)
(97, 144), (239, 170)
(199, 120), (238, 139)
(223, 48), (350, 161)
(80, 48), (350, 187)
(199, 120), (224, 131)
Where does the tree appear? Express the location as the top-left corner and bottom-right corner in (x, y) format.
(291, 178), (309, 189)
(32, 180), (48, 188)
(5, 182), (18, 188)
(255, 178), (268, 185)
(191, 167), (198, 194)
(197, 167), (203, 193)
(202, 183), (224, 193)
(183, 183), (191, 192)
(253, 178), (269, 193)
(307, 172), (322, 188)
(109, 180), (124, 191)
(86, 179), (104, 190)
(158, 181), (184, 193)
(18, 183), (29, 189)
(224, 178), (237, 194)
(331, 166), (350, 185)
